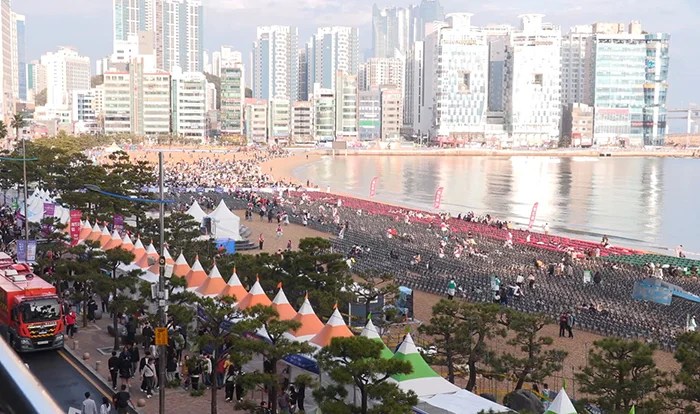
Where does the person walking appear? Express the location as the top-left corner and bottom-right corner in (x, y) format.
(276, 225), (283, 239)
(100, 396), (111, 414)
(129, 343), (140, 379)
(296, 382), (306, 412)
(82, 392), (98, 414)
(259, 234), (264, 250)
(566, 312), (575, 338)
(558, 313), (568, 338)
(224, 364), (236, 402)
(65, 307), (77, 338)
(108, 351), (120, 390)
(87, 297), (98, 323)
(447, 279), (456, 300)
(141, 358), (156, 398)
(112, 385), (133, 414)
(118, 353), (132, 389)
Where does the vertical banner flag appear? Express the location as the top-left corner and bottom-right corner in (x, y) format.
(27, 241), (37, 262)
(528, 202), (539, 229)
(43, 203), (55, 217)
(17, 240), (27, 262)
(70, 209), (82, 245)
(369, 176), (379, 197)
(433, 187), (444, 210)
(113, 214), (124, 233)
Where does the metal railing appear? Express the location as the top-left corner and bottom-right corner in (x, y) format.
(0, 337), (63, 413)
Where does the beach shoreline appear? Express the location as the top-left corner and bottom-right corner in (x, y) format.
(316, 148), (698, 158)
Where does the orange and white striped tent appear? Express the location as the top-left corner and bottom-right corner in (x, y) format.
(236, 277), (272, 310)
(86, 223), (102, 241)
(79, 220), (92, 240)
(120, 234), (134, 251)
(185, 255), (207, 291)
(134, 252), (153, 269)
(195, 264), (227, 298)
(288, 295), (324, 342)
(309, 306), (354, 347)
(131, 237), (146, 260)
(144, 241), (159, 261)
(162, 246), (175, 265)
(271, 284), (297, 321)
(217, 268), (248, 302)
(172, 252), (190, 277)
(98, 226), (112, 247)
(103, 230), (123, 250)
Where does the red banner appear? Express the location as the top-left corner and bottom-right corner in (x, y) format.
(433, 187), (444, 210)
(70, 210), (81, 245)
(528, 202), (539, 229)
(369, 176), (379, 197)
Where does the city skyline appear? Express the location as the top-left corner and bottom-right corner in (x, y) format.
(20, 0), (699, 110)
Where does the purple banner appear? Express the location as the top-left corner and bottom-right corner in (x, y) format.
(44, 203), (55, 217)
(17, 240), (36, 262)
(113, 214), (124, 233)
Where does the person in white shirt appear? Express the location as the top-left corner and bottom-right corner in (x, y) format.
(543, 223), (550, 235)
(82, 392), (98, 414)
(100, 396), (112, 414)
(516, 274), (525, 288)
(689, 315), (697, 332)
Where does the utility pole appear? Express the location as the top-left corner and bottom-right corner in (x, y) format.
(21, 136), (28, 253)
(158, 151), (166, 413)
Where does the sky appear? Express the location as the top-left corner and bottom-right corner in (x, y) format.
(19, 0), (700, 127)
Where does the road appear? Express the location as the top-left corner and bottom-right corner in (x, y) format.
(21, 349), (114, 413)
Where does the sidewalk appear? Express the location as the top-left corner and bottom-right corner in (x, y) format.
(65, 315), (322, 414)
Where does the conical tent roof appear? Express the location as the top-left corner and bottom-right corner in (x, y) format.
(98, 226), (112, 247)
(121, 234), (134, 251)
(544, 388), (577, 414)
(310, 308), (354, 347)
(391, 333), (460, 397)
(218, 268), (248, 302)
(103, 230), (123, 250)
(145, 241), (159, 259)
(79, 220), (92, 240)
(209, 199), (242, 241)
(360, 319), (394, 359)
(236, 279), (272, 309)
(134, 253), (153, 269)
(195, 264), (227, 297)
(185, 200), (207, 224)
(131, 237), (146, 260)
(271, 286), (297, 320)
(290, 296), (324, 341)
(185, 256), (207, 290)
(172, 253), (191, 277)
(162, 246), (175, 265)
(87, 223), (102, 241)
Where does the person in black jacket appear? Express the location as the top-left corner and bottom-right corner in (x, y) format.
(118, 354), (132, 389)
(108, 351), (120, 390)
(129, 343), (140, 379)
(87, 297), (98, 323)
(296, 382), (306, 411)
(142, 322), (154, 348)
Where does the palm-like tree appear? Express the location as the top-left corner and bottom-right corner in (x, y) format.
(11, 113), (26, 141)
(0, 120), (7, 141)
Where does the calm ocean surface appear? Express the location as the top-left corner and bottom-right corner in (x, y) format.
(293, 155), (700, 256)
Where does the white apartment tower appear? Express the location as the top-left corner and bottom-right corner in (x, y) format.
(40, 47), (91, 108)
(421, 14), (490, 141)
(306, 27), (360, 94)
(360, 57), (404, 93)
(253, 26), (298, 102)
(561, 25), (593, 105)
(335, 72), (359, 140)
(404, 41), (425, 134)
(171, 67), (207, 141)
(504, 15), (562, 145)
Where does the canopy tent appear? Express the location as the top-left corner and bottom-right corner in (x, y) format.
(545, 388), (577, 414)
(287, 295), (324, 342)
(185, 200), (207, 224)
(185, 256), (207, 291)
(98, 226), (112, 247)
(121, 234), (134, 251)
(271, 286), (297, 320)
(140, 264), (160, 284)
(172, 253), (191, 277)
(134, 253), (154, 269)
(104, 143), (122, 153)
(79, 220), (93, 240)
(103, 230), (123, 250)
(209, 200), (242, 241)
(162, 247), (175, 265)
(218, 268), (248, 302)
(86, 224), (102, 241)
(144, 242), (159, 260)
(360, 319), (394, 359)
(236, 278), (272, 309)
(131, 237), (146, 259)
(416, 390), (512, 414)
(391, 334), (460, 398)
(195, 264), (227, 297)
(310, 307), (354, 347)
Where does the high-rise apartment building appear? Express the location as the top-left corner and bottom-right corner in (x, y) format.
(561, 25), (592, 105)
(504, 15), (562, 145)
(103, 70), (131, 134)
(312, 83), (334, 141)
(171, 67), (207, 141)
(643, 33), (670, 146)
(27, 61), (46, 104)
(0, 0), (14, 123)
(483, 24), (512, 112)
(220, 64), (245, 135)
(268, 99), (291, 141)
(380, 87), (402, 140)
(297, 48), (308, 101)
(359, 57), (404, 93)
(244, 98), (268, 143)
(334, 72), (358, 140)
(419, 14), (489, 141)
(403, 41), (424, 134)
(359, 88), (381, 140)
(413, 0), (444, 41)
(253, 26), (298, 102)
(40, 47), (91, 108)
(372, 0), (444, 59)
(291, 101), (313, 143)
(11, 12), (26, 102)
(306, 27), (360, 93)
(71, 90), (97, 123)
(213, 46), (242, 76)
(113, 0), (146, 50)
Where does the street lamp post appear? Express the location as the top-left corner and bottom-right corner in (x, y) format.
(85, 151), (171, 414)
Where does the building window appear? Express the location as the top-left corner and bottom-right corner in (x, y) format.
(534, 74), (543, 85)
(458, 71), (471, 94)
